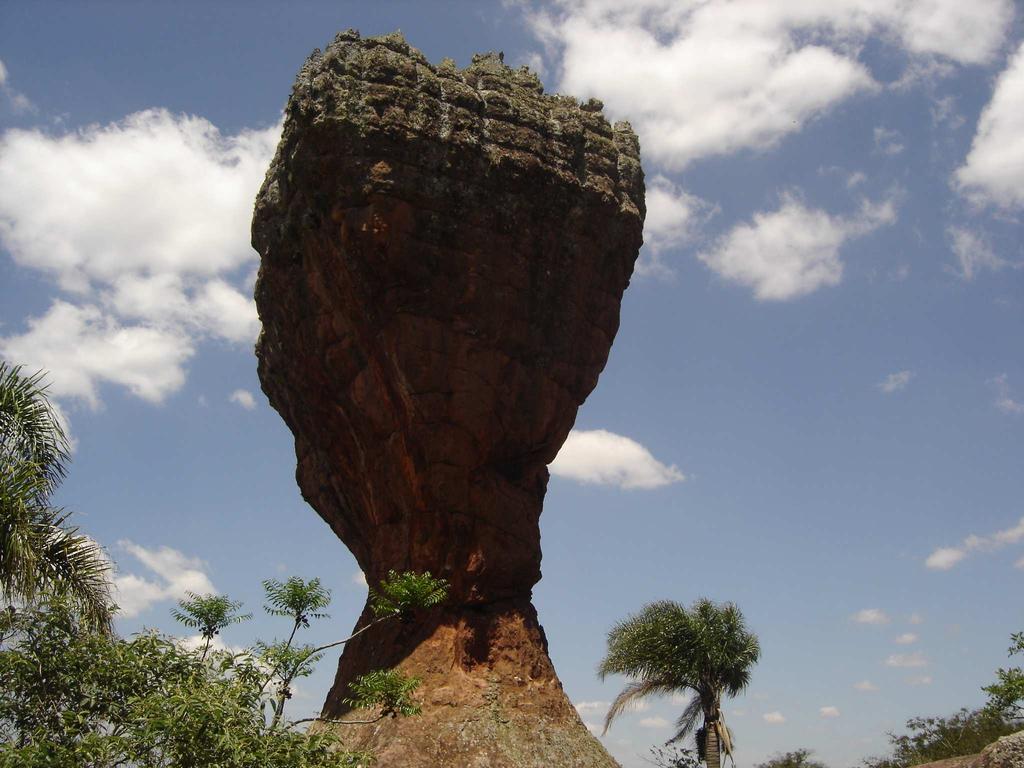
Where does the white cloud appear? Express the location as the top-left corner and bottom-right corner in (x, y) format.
(955, 40), (1024, 209)
(639, 716), (670, 729)
(886, 652), (928, 668)
(908, 613), (924, 625)
(820, 706), (841, 718)
(854, 680), (879, 691)
(852, 608), (890, 625)
(1015, 556), (1024, 570)
(907, 675), (933, 686)
(763, 711), (786, 724)
(530, 0), (1011, 169)
(177, 633), (248, 656)
(697, 193), (896, 301)
(229, 389), (256, 410)
(993, 375), (1024, 416)
(874, 126), (905, 155)
(926, 514), (1024, 570)
(0, 301), (193, 409)
(575, 701), (611, 715)
(0, 59), (6, 86)
(895, 633), (918, 645)
(583, 720), (601, 735)
(638, 175), (715, 277)
(351, 570), (368, 587)
(113, 540), (215, 618)
(549, 429), (685, 489)
(925, 546), (967, 570)
(879, 370), (913, 393)
(946, 227), (1011, 281)
(0, 109), (277, 406)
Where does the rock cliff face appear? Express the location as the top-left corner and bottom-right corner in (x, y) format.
(253, 30), (644, 767)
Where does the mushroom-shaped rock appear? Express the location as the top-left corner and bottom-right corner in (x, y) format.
(253, 30), (644, 767)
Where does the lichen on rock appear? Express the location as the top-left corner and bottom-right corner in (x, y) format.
(253, 29), (644, 767)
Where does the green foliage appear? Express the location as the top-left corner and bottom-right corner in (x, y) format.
(172, 592), (251, 648)
(0, 599), (367, 767)
(862, 707), (1019, 768)
(259, 641), (324, 692)
(263, 576), (331, 626)
(369, 570), (449, 619)
(755, 749), (828, 768)
(600, 598), (759, 767)
(343, 669), (422, 718)
(983, 631), (1024, 719)
(649, 744), (702, 768)
(0, 363), (113, 631)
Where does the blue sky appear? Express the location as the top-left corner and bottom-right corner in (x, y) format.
(1, 2), (1022, 766)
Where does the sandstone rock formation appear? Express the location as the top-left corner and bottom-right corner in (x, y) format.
(974, 729), (1024, 768)
(253, 30), (644, 767)
(914, 730), (1024, 768)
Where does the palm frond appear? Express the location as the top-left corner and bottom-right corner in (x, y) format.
(0, 363), (70, 498)
(667, 693), (703, 745)
(33, 513), (113, 632)
(603, 678), (677, 734)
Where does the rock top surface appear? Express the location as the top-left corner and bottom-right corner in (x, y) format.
(253, 29), (643, 767)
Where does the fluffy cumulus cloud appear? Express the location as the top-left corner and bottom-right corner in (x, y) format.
(955, 40), (1024, 209)
(696, 194), (896, 301)
(530, 0), (1011, 169)
(639, 716), (670, 729)
(0, 301), (193, 409)
(879, 370), (913, 393)
(0, 109), (279, 406)
(549, 429), (685, 489)
(763, 711), (786, 724)
(820, 706), (841, 718)
(852, 608), (890, 625)
(854, 680), (879, 691)
(925, 515), (1024, 570)
(113, 540), (215, 618)
(229, 388), (256, 410)
(895, 633), (918, 645)
(638, 175), (715, 277)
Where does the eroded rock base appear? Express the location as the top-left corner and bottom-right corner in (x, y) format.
(319, 601), (620, 768)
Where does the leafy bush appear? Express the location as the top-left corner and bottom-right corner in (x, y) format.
(755, 748), (828, 768)
(0, 570), (450, 766)
(862, 707), (1019, 768)
(984, 631), (1024, 720)
(0, 600), (368, 767)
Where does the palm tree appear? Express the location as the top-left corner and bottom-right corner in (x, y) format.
(599, 598), (760, 768)
(0, 362), (113, 631)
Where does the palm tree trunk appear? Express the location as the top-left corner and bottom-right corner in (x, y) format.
(705, 719), (721, 768)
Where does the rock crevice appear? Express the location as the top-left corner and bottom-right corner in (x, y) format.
(254, 29), (644, 767)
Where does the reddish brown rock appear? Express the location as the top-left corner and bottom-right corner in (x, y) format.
(253, 29), (644, 767)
